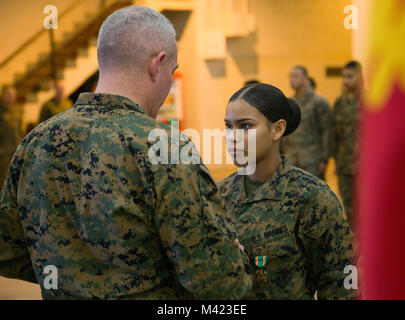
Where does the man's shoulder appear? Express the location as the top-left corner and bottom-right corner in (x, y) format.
(217, 172), (239, 195)
(312, 93), (330, 108)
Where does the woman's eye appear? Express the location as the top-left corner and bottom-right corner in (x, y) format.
(241, 124), (251, 130)
(225, 123), (232, 129)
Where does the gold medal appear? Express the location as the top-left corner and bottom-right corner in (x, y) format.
(255, 269), (267, 283)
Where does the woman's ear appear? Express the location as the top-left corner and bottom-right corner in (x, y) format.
(271, 119), (287, 141)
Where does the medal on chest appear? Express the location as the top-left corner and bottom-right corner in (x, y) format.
(254, 255), (268, 283)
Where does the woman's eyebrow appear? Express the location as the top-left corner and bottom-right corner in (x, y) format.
(224, 118), (255, 123)
(235, 118), (254, 123)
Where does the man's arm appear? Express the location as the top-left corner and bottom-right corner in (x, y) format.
(332, 98), (343, 168)
(0, 153), (37, 283)
(315, 98), (333, 163)
(297, 190), (356, 300)
(153, 162), (252, 300)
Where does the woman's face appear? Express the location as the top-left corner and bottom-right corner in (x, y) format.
(225, 98), (284, 167)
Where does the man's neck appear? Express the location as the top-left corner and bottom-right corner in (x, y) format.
(295, 86), (308, 98)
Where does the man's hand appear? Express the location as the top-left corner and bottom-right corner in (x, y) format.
(234, 238), (244, 252)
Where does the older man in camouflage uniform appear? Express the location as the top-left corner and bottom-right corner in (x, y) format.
(281, 66), (333, 179)
(333, 61), (363, 230)
(0, 6), (252, 299)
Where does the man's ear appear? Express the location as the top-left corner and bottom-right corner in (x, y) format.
(272, 119), (287, 141)
(149, 51), (167, 82)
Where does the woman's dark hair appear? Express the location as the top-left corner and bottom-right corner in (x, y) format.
(229, 83), (301, 136)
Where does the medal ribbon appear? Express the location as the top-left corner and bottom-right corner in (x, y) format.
(255, 255), (267, 268)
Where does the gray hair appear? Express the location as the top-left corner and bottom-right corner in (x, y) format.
(97, 5), (176, 72)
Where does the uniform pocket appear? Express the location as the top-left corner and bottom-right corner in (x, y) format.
(251, 230), (298, 261)
(247, 226), (301, 299)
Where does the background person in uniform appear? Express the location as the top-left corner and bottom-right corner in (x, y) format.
(332, 61), (363, 231)
(281, 66), (333, 179)
(308, 77), (316, 93)
(0, 85), (22, 185)
(38, 79), (72, 123)
(0, 6), (252, 300)
(219, 83), (354, 299)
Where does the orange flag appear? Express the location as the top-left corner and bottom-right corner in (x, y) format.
(357, 0), (405, 299)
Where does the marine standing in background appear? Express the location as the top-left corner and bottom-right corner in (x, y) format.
(0, 85), (22, 185)
(332, 61), (363, 230)
(38, 80), (72, 123)
(281, 66), (333, 179)
(308, 77), (316, 93)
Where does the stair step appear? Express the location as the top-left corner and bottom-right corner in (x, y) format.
(64, 58), (76, 68)
(38, 52), (50, 63)
(63, 31), (73, 42)
(39, 80), (53, 91)
(19, 78), (49, 87)
(74, 22), (85, 31)
(88, 37), (98, 46)
(26, 62), (38, 73)
(85, 12), (96, 20)
(55, 69), (64, 80)
(76, 47), (88, 57)
(14, 73), (25, 82)
(25, 92), (38, 103)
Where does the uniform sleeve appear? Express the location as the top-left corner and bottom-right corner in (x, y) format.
(0, 153), (38, 283)
(315, 98), (333, 162)
(297, 190), (356, 300)
(152, 162), (253, 299)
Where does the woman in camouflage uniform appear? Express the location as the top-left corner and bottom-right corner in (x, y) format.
(219, 83), (355, 300)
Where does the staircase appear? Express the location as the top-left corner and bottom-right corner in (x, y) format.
(0, 0), (194, 130)
(0, 0), (132, 129)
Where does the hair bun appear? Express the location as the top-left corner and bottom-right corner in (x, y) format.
(283, 98), (301, 136)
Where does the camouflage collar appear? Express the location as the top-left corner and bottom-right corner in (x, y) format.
(74, 92), (147, 115)
(293, 90), (314, 105)
(342, 93), (357, 103)
(224, 156), (292, 204)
